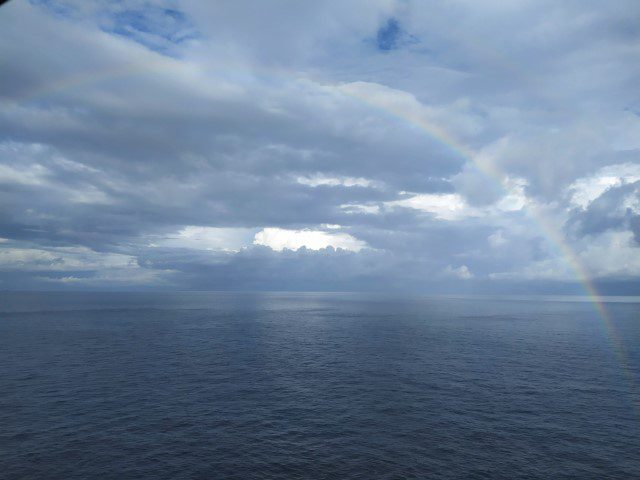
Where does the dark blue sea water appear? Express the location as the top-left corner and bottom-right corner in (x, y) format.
(1, 292), (639, 479)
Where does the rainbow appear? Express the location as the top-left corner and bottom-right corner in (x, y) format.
(9, 67), (638, 413)
(341, 83), (639, 414)
(9, 60), (177, 104)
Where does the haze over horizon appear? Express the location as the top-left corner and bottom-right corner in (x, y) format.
(1, 0), (639, 294)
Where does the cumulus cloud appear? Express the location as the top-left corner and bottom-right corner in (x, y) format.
(253, 228), (367, 252)
(444, 265), (473, 280)
(567, 180), (640, 244)
(153, 226), (256, 252)
(568, 163), (640, 209)
(488, 230), (507, 248)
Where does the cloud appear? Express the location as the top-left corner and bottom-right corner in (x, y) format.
(490, 230), (640, 282)
(295, 174), (378, 188)
(568, 163), (640, 209)
(386, 193), (470, 220)
(153, 226), (256, 252)
(444, 264), (473, 279)
(567, 180), (640, 242)
(340, 203), (381, 215)
(1, 0), (639, 292)
(488, 230), (507, 248)
(384, 177), (527, 220)
(253, 227), (367, 252)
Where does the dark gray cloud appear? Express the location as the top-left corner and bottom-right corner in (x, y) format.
(1, 0), (639, 292)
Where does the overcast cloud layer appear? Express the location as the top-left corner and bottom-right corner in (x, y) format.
(1, 0), (639, 293)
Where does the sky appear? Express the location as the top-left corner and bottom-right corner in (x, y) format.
(0, 0), (639, 293)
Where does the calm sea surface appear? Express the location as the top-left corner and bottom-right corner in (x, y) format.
(1, 292), (639, 479)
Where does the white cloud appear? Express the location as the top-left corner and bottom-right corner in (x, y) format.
(568, 163), (640, 209)
(0, 163), (49, 186)
(496, 177), (528, 212)
(340, 203), (381, 215)
(386, 175), (528, 221)
(386, 193), (472, 220)
(488, 230), (507, 248)
(296, 174), (377, 188)
(443, 264), (473, 279)
(253, 227), (367, 252)
(490, 231), (640, 281)
(154, 226), (256, 252)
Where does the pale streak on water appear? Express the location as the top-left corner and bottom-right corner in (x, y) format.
(1, 292), (639, 479)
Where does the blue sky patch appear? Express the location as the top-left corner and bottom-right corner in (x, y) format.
(30, 1), (198, 55)
(377, 18), (401, 50)
(103, 6), (198, 54)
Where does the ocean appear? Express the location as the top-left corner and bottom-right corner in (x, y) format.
(1, 292), (639, 479)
